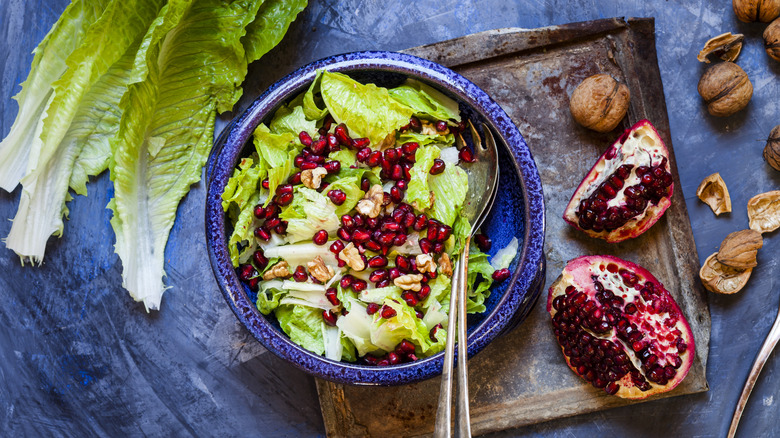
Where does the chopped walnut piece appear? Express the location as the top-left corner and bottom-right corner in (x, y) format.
(338, 242), (365, 271)
(394, 273), (424, 291)
(307, 256), (335, 282)
(438, 253), (453, 277)
(415, 254), (437, 274)
(356, 184), (384, 218)
(262, 261), (290, 280)
(301, 167), (328, 189)
(696, 172), (732, 216)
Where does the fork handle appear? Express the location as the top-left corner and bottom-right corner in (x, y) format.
(727, 301), (780, 438)
(434, 258), (460, 438)
(457, 237), (472, 437)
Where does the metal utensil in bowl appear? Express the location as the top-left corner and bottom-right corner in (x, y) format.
(434, 122), (499, 438)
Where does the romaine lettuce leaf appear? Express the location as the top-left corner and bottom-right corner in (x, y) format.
(302, 70), (328, 121)
(388, 79), (461, 122)
(269, 99), (317, 137)
(0, 0), (112, 192)
(429, 164), (468, 227)
(405, 144), (440, 211)
(241, 0), (308, 64)
(491, 237), (519, 270)
(276, 304), (325, 355)
(319, 71), (414, 146)
(109, 0), (265, 311)
(221, 156), (266, 213)
(281, 187), (340, 244)
(371, 299), (445, 355)
(397, 131), (455, 147)
(466, 249), (495, 313)
(322, 174), (364, 217)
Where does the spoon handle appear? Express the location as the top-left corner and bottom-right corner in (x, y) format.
(434, 257), (460, 438)
(727, 299), (780, 438)
(457, 237), (472, 437)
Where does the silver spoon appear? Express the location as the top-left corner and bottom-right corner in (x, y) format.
(727, 292), (780, 438)
(434, 121), (499, 438)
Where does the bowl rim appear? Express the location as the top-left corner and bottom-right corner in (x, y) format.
(205, 50), (546, 385)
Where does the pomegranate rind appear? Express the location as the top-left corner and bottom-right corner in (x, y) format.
(562, 119), (673, 243)
(547, 255), (695, 399)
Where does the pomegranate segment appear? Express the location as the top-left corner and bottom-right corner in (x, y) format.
(547, 255), (694, 399)
(563, 120), (674, 243)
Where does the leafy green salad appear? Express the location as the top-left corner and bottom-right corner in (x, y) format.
(221, 70), (517, 365)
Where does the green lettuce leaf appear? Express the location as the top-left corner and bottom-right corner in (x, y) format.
(405, 144), (440, 211)
(302, 70), (328, 121)
(322, 174), (364, 217)
(466, 249), (495, 313)
(221, 156), (266, 213)
(241, 0), (308, 64)
(257, 283), (286, 315)
(371, 299), (445, 356)
(397, 131), (455, 147)
(388, 79), (461, 122)
(253, 124), (298, 201)
(5, 0), (166, 263)
(319, 71), (414, 146)
(280, 187), (340, 243)
(276, 304), (325, 355)
(109, 0), (265, 311)
(429, 164), (468, 227)
(0, 0), (112, 192)
(269, 99), (317, 136)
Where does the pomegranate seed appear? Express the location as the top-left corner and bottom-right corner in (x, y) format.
(361, 178), (371, 193)
(328, 189), (346, 205)
(429, 159), (446, 175)
(356, 147), (371, 162)
(352, 279), (368, 292)
(388, 164), (402, 181)
(300, 161), (318, 170)
(366, 217), (379, 229)
(324, 160), (341, 173)
(254, 227), (271, 241)
(413, 215), (428, 232)
(459, 147), (476, 163)
(366, 303), (380, 315)
(352, 229), (370, 243)
(403, 212), (415, 228)
(353, 137), (370, 148)
(379, 232), (396, 246)
(340, 214), (355, 229)
(409, 116), (422, 132)
(334, 124), (352, 146)
(237, 264), (256, 282)
(253, 250), (269, 270)
(429, 324), (442, 342)
(436, 120), (448, 132)
(365, 241), (381, 252)
(402, 291), (418, 307)
(432, 242), (444, 254)
(388, 267), (402, 280)
(329, 240), (345, 254)
(376, 279), (392, 288)
(402, 162), (412, 180)
(293, 265), (308, 282)
(393, 233), (408, 247)
(253, 204), (266, 218)
(261, 179), (269, 190)
(396, 255), (411, 272)
(367, 151), (382, 167)
(274, 221), (288, 234)
(380, 305), (397, 319)
(313, 230), (329, 245)
(397, 340), (416, 354)
(322, 310), (338, 326)
(310, 137), (327, 155)
(475, 234), (492, 252)
(427, 226), (439, 242)
(368, 255), (388, 268)
(419, 238), (433, 254)
(418, 284), (431, 300)
(298, 131), (313, 146)
(390, 185), (404, 203)
(377, 359), (390, 366)
(325, 288), (340, 306)
(340, 275), (353, 289)
(276, 192), (293, 206)
(264, 204), (279, 219)
(337, 227), (351, 241)
(407, 354), (418, 362)
(369, 269), (388, 283)
(401, 142), (419, 157)
(438, 225), (452, 242)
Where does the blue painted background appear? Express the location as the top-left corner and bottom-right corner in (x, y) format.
(0, 0), (778, 436)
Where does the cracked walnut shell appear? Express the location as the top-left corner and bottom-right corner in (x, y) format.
(733, 0), (780, 22)
(697, 62), (752, 117)
(700, 252), (752, 294)
(764, 125), (780, 171)
(717, 229), (763, 269)
(697, 32), (744, 63)
(696, 173), (732, 215)
(748, 191), (780, 234)
(569, 74), (631, 133)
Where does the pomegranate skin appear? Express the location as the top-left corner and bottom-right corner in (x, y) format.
(547, 255), (695, 399)
(562, 119), (674, 243)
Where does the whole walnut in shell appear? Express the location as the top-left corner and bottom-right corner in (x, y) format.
(569, 74), (630, 133)
(697, 62), (753, 117)
(766, 18), (780, 61)
(733, 0), (780, 22)
(765, 125), (780, 171)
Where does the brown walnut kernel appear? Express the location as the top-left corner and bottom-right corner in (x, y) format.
(301, 167), (328, 189)
(764, 125), (780, 171)
(415, 254), (437, 274)
(438, 253), (453, 278)
(697, 32), (745, 63)
(766, 18), (780, 61)
(307, 256), (334, 283)
(356, 184), (384, 218)
(393, 274), (424, 292)
(697, 62), (753, 117)
(733, 0), (780, 22)
(747, 190), (780, 234)
(717, 229), (763, 269)
(338, 243), (365, 271)
(696, 173), (732, 215)
(699, 252), (753, 294)
(569, 74), (631, 133)
(262, 261), (291, 281)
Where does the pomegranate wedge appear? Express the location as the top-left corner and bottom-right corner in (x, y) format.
(547, 255), (695, 399)
(563, 119), (674, 242)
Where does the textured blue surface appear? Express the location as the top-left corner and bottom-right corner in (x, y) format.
(205, 51), (546, 385)
(1, 0), (779, 437)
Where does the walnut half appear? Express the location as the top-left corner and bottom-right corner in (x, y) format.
(301, 167), (328, 189)
(697, 172), (732, 215)
(307, 256), (335, 282)
(356, 184), (384, 218)
(438, 253), (453, 277)
(263, 261), (291, 280)
(415, 254), (437, 274)
(338, 242), (365, 271)
(394, 274), (424, 292)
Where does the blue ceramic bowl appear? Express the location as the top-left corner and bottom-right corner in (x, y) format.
(205, 51), (546, 386)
